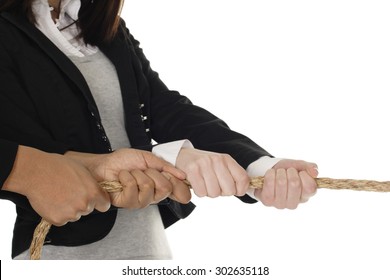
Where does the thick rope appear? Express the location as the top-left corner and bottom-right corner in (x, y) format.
(30, 177), (390, 259)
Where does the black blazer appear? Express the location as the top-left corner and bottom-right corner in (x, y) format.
(0, 139), (18, 186)
(0, 10), (271, 258)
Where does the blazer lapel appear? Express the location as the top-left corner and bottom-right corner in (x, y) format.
(2, 11), (151, 147)
(0, 12), (102, 121)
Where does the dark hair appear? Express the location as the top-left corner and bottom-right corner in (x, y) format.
(0, 0), (124, 45)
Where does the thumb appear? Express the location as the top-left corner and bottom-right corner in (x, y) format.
(306, 163), (319, 178)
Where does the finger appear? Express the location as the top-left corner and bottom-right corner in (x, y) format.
(187, 170), (208, 198)
(44, 209), (70, 227)
(225, 157), (250, 196)
(143, 153), (187, 180)
(144, 169), (173, 203)
(79, 203), (94, 216)
(115, 170), (139, 208)
(274, 168), (288, 209)
(163, 172), (192, 204)
(299, 170), (317, 202)
(130, 169), (155, 208)
(286, 168), (302, 209)
(200, 161), (221, 198)
(68, 213), (82, 223)
(307, 164), (319, 178)
(213, 157), (237, 196)
(298, 161), (319, 178)
(183, 160), (209, 197)
(53, 209), (81, 225)
(162, 165), (187, 181)
(257, 169), (276, 206)
(92, 182), (111, 213)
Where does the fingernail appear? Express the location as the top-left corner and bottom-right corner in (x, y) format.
(312, 167), (319, 177)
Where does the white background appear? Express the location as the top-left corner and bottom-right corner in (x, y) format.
(2, 0), (390, 279)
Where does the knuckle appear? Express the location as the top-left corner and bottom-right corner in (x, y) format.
(121, 197), (137, 209)
(205, 185), (221, 198)
(212, 153), (230, 165)
(92, 192), (103, 204)
(76, 200), (90, 212)
(187, 163), (200, 174)
(288, 177), (301, 190)
(221, 153), (232, 161)
(175, 189), (192, 204)
(240, 172), (250, 183)
(199, 156), (212, 167)
(140, 184), (154, 195)
(237, 177), (250, 195)
(305, 183), (317, 195)
(100, 202), (111, 212)
(208, 191), (220, 198)
(66, 209), (81, 223)
(276, 176), (287, 187)
(260, 193), (274, 206)
(213, 153), (223, 161)
(181, 193), (192, 204)
(158, 180), (172, 193)
(138, 200), (150, 209)
(51, 216), (66, 227)
(121, 175), (136, 187)
(140, 177), (155, 189)
(264, 168), (275, 179)
(302, 176), (317, 194)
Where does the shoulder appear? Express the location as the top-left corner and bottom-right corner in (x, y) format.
(0, 16), (18, 54)
(0, 12), (42, 56)
(115, 17), (139, 47)
(0, 12), (13, 33)
(0, 12), (28, 47)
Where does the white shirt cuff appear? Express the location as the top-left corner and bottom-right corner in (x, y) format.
(152, 140), (194, 166)
(246, 156), (283, 200)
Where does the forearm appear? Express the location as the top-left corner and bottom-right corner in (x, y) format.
(2, 145), (46, 196)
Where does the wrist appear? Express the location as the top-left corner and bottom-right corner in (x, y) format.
(245, 156), (284, 202)
(64, 151), (106, 180)
(2, 146), (41, 196)
(65, 151), (96, 168)
(152, 139), (193, 166)
(246, 156), (283, 177)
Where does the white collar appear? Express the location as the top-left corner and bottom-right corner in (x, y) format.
(32, 0), (98, 57)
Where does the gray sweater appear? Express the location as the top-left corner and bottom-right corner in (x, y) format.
(15, 51), (172, 260)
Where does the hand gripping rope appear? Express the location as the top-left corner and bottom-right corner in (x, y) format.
(30, 177), (390, 259)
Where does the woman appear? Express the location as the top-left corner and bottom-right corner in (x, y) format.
(0, 0), (318, 259)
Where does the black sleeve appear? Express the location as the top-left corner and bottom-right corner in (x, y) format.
(121, 23), (272, 170)
(0, 138), (18, 188)
(120, 22), (272, 204)
(0, 27), (70, 154)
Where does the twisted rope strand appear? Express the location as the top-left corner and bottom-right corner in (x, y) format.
(30, 177), (390, 259)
